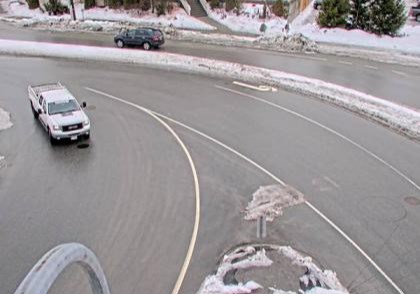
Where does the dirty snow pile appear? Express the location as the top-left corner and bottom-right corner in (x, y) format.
(0, 108), (12, 131)
(276, 246), (348, 294)
(208, 3), (287, 35)
(1, 1), (215, 31)
(245, 185), (305, 221)
(0, 107), (13, 162)
(1, 39), (419, 140)
(197, 245), (348, 294)
(197, 246), (272, 294)
(255, 32), (317, 52)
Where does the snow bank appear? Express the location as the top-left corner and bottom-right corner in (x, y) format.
(245, 185), (305, 221)
(2, 1), (215, 31)
(208, 5), (287, 35)
(197, 247), (272, 294)
(1, 39), (419, 141)
(296, 23), (420, 56)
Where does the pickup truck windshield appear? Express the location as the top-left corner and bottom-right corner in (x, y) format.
(48, 100), (79, 115)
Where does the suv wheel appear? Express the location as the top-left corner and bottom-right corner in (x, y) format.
(143, 42), (151, 51)
(116, 40), (125, 48)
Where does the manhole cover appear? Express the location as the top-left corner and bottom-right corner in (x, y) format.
(77, 143), (89, 149)
(404, 196), (420, 206)
(359, 197), (406, 222)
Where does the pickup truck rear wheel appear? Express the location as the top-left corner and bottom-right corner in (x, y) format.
(31, 103), (38, 119)
(116, 39), (125, 48)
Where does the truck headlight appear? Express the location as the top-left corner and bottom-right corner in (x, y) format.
(53, 124), (60, 131)
(84, 120), (90, 126)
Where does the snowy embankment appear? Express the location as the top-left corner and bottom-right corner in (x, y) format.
(290, 0), (420, 61)
(1, 1), (215, 31)
(197, 245), (348, 294)
(1, 39), (419, 140)
(208, 4), (287, 35)
(0, 107), (13, 161)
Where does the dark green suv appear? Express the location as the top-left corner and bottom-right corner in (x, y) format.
(114, 28), (165, 50)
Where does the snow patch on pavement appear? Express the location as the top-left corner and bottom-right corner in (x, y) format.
(197, 246), (272, 294)
(0, 107), (12, 131)
(0, 39), (419, 141)
(245, 185), (305, 221)
(198, 245), (348, 294)
(278, 247), (348, 293)
(0, 107), (12, 162)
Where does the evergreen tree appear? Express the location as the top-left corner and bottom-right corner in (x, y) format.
(350, 0), (370, 29)
(318, 0), (350, 28)
(369, 0), (406, 36)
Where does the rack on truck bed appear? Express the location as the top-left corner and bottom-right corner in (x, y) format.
(29, 82), (65, 97)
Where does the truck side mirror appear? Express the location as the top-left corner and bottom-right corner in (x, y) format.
(82, 102), (87, 108)
(37, 109), (42, 115)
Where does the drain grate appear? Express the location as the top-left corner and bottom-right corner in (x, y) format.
(77, 143), (89, 149)
(404, 196), (420, 206)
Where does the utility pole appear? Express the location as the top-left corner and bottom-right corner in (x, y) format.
(69, 0), (76, 20)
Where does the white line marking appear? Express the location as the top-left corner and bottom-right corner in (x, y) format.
(392, 70), (408, 77)
(215, 85), (420, 193)
(233, 81), (277, 92)
(324, 176), (340, 189)
(338, 60), (353, 65)
(87, 87), (405, 294)
(364, 65), (378, 70)
(85, 87), (200, 294)
(160, 105), (406, 294)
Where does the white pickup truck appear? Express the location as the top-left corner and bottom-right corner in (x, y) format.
(28, 82), (90, 144)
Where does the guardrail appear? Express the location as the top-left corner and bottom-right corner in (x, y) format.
(179, 0), (192, 15)
(14, 243), (110, 294)
(198, 0), (211, 16)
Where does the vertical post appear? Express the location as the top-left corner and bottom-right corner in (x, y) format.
(69, 0), (76, 20)
(257, 215), (267, 239)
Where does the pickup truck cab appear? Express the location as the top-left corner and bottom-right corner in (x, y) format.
(28, 83), (90, 144)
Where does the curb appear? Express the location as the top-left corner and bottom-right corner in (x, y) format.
(1, 39), (419, 141)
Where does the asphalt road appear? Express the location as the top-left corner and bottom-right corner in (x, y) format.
(1, 56), (420, 294)
(0, 22), (420, 109)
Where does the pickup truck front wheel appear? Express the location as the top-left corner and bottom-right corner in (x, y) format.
(48, 128), (57, 145)
(31, 103), (38, 119)
(143, 42), (151, 51)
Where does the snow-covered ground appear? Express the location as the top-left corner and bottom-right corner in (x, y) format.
(208, 3), (287, 35)
(1, 1), (216, 31)
(291, 1), (420, 55)
(0, 39), (419, 141)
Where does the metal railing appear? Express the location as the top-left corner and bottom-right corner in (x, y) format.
(14, 243), (110, 294)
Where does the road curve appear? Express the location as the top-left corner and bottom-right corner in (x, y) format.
(0, 22), (420, 109)
(0, 56), (420, 294)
